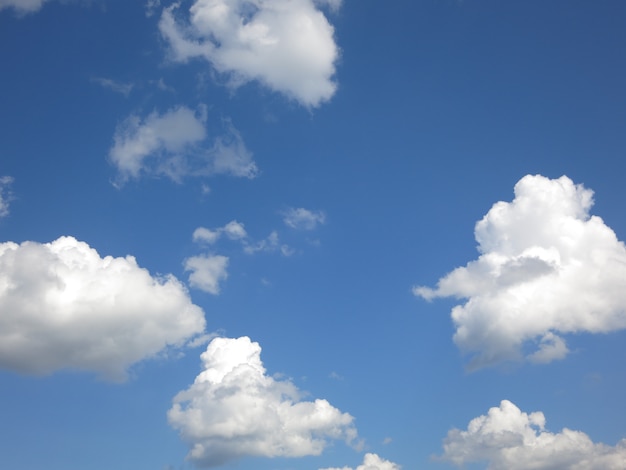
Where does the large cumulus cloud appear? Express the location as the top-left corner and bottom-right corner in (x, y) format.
(0, 236), (206, 380)
(441, 400), (626, 469)
(168, 336), (358, 467)
(159, 0), (341, 107)
(414, 175), (626, 369)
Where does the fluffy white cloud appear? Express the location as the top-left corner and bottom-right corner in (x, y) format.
(283, 207), (326, 230)
(168, 336), (358, 467)
(0, 0), (50, 14)
(441, 400), (626, 469)
(192, 220), (248, 245)
(184, 254), (228, 294)
(0, 176), (13, 218)
(109, 106), (258, 184)
(159, 0), (341, 107)
(320, 453), (401, 470)
(0, 236), (206, 381)
(414, 175), (626, 369)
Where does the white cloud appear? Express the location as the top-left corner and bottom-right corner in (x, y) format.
(158, 0), (341, 107)
(0, 0), (50, 14)
(0, 176), (14, 218)
(414, 175), (626, 369)
(109, 106), (258, 184)
(184, 254), (228, 294)
(283, 207), (326, 230)
(320, 453), (401, 470)
(222, 220), (247, 240)
(440, 400), (626, 470)
(192, 221), (248, 245)
(0, 236), (206, 381)
(192, 227), (221, 245)
(168, 336), (358, 467)
(92, 77), (134, 96)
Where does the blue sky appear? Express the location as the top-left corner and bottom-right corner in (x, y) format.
(1, 1), (626, 469)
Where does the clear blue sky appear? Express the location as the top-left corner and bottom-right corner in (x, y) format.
(1, 1), (626, 469)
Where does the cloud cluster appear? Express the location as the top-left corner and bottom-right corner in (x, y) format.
(283, 207), (326, 230)
(192, 220), (247, 245)
(168, 336), (358, 467)
(0, 236), (206, 380)
(185, 218), (300, 293)
(109, 105), (258, 184)
(0, 0), (50, 14)
(441, 400), (626, 469)
(159, 0), (341, 107)
(320, 452), (401, 470)
(414, 175), (626, 369)
(0, 176), (13, 218)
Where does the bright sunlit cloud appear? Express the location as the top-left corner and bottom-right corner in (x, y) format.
(320, 452), (401, 470)
(0, 236), (206, 381)
(168, 336), (358, 467)
(414, 175), (626, 369)
(158, 0), (341, 107)
(109, 105), (258, 185)
(440, 399), (626, 469)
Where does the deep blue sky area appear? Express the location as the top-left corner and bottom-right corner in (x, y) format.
(1, 1), (626, 469)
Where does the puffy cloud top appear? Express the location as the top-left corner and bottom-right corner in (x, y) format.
(441, 400), (626, 469)
(0, 236), (206, 380)
(168, 336), (358, 467)
(320, 452), (402, 470)
(159, 0), (341, 107)
(414, 175), (626, 369)
(109, 106), (257, 184)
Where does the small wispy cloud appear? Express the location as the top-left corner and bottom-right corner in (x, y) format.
(91, 77), (134, 97)
(0, 176), (14, 218)
(184, 254), (229, 295)
(283, 207), (326, 230)
(0, 0), (52, 15)
(109, 106), (258, 185)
